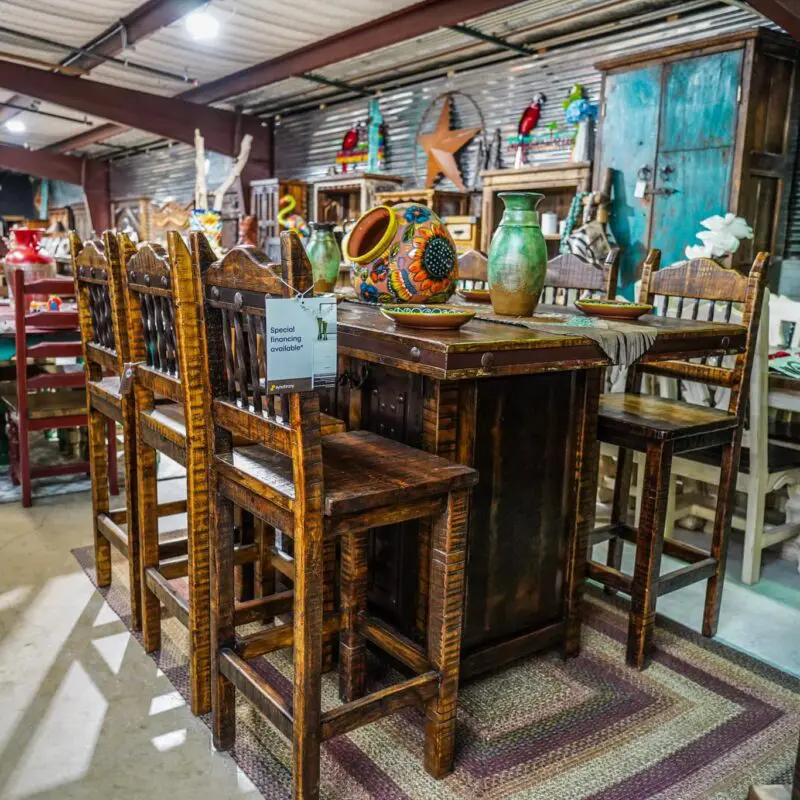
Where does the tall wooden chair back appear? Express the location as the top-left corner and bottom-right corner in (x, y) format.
(196, 230), (315, 453)
(542, 248), (620, 306)
(71, 232), (129, 380)
(12, 272), (83, 396)
(122, 236), (184, 403)
(632, 251), (770, 419)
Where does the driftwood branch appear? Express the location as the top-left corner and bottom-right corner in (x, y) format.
(213, 134), (252, 211)
(194, 128), (208, 210)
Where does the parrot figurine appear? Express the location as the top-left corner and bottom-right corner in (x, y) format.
(562, 83), (585, 110)
(515, 93), (546, 168)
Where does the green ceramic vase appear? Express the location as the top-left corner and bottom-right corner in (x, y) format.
(306, 222), (341, 293)
(487, 192), (547, 316)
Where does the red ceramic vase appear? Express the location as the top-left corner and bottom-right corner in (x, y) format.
(4, 228), (56, 310)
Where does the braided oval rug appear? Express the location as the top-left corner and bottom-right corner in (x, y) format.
(73, 547), (800, 800)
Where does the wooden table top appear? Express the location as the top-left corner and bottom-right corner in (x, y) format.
(337, 302), (748, 380)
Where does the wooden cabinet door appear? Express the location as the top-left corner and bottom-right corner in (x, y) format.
(599, 65), (661, 298)
(650, 49), (744, 266)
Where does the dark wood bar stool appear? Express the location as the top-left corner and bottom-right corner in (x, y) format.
(589, 252), (769, 669)
(197, 233), (478, 799)
(72, 232), (146, 625)
(121, 232), (223, 715)
(2, 269), (115, 507)
(542, 248), (620, 305)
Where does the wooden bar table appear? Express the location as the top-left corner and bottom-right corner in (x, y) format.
(325, 301), (747, 679)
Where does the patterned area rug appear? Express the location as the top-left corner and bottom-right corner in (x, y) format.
(72, 546), (800, 800)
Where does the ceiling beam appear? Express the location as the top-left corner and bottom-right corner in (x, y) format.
(745, 0), (800, 40)
(0, 143), (90, 184)
(49, 0), (524, 152)
(0, 59), (271, 166)
(0, 0), (205, 126)
(180, 0), (525, 105)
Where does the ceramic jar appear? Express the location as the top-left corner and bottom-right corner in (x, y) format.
(3, 228), (56, 311)
(306, 222), (341, 293)
(487, 192), (547, 316)
(346, 203), (458, 304)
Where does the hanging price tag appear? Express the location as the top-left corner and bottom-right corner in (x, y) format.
(634, 180), (648, 199)
(264, 295), (337, 394)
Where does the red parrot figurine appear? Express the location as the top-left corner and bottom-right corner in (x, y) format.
(514, 92), (546, 168)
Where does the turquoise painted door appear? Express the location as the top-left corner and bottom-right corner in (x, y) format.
(650, 49), (743, 266)
(600, 66), (661, 298)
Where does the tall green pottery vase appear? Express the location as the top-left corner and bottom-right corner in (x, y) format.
(487, 192), (547, 316)
(306, 222), (341, 293)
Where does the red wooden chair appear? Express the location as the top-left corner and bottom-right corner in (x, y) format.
(2, 270), (116, 507)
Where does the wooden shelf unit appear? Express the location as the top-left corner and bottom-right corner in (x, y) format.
(374, 188), (469, 217)
(479, 162), (592, 252)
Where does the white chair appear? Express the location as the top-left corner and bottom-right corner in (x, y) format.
(667, 291), (800, 584)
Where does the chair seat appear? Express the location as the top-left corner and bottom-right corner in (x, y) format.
(89, 375), (123, 405)
(1, 389), (88, 420)
(216, 429), (478, 517)
(599, 393), (739, 446)
(142, 403), (345, 452)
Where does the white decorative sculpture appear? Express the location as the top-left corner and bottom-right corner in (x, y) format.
(685, 213), (754, 260)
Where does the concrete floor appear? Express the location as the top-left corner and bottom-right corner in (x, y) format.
(0, 484), (798, 799)
(0, 487), (260, 800)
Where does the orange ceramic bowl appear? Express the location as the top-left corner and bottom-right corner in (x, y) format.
(575, 299), (653, 320)
(380, 305), (475, 330)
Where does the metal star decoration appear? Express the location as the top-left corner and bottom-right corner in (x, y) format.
(417, 95), (481, 193)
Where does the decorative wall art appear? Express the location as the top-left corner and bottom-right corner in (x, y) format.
(336, 99), (386, 173)
(415, 92), (483, 192)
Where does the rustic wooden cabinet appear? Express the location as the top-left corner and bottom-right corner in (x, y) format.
(596, 30), (799, 295)
(250, 178), (308, 261)
(374, 188), (469, 217)
(312, 173), (403, 224)
(479, 162), (593, 253)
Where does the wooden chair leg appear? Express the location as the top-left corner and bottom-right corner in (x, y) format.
(627, 441), (672, 670)
(257, 519), (276, 601)
(292, 497), (324, 800)
(237, 511), (256, 602)
(18, 415), (31, 508)
(607, 445), (634, 577)
(121, 404), (141, 630)
(7, 417), (20, 485)
(137, 431), (161, 653)
(187, 443), (212, 716)
(339, 530), (368, 703)
(211, 489), (236, 751)
(88, 408), (111, 586)
(703, 438), (741, 637)
(107, 418), (119, 496)
(425, 489), (469, 779)
(322, 538), (336, 673)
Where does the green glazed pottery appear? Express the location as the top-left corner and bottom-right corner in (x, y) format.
(346, 203), (458, 304)
(306, 222), (341, 294)
(380, 305), (475, 330)
(487, 192), (547, 316)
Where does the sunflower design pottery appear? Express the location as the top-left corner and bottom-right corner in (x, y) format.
(346, 203), (458, 304)
(380, 305), (475, 330)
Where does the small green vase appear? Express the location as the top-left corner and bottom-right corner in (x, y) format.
(487, 192), (547, 316)
(306, 222), (341, 293)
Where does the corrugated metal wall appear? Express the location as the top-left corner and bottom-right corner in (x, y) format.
(109, 146), (233, 205)
(786, 142), (800, 260)
(273, 1), (768, 196)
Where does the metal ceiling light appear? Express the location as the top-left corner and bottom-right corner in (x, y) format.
(186, 8), (219, 40)
(5, 119), (26, 133)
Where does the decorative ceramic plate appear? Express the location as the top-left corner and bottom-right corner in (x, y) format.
(457, 288), (492, 303)
(575, 299), (653, 320)
(380, 305), (476, 330)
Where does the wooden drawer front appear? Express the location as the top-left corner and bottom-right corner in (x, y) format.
(446, 222), (474, 241)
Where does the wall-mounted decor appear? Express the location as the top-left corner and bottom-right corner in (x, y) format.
(336, 98), (386, 173)
(415, 92), (483, 192)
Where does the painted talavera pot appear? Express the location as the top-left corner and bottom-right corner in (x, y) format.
(346, 203), (458, 304)
(487, 192), (547, 316)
